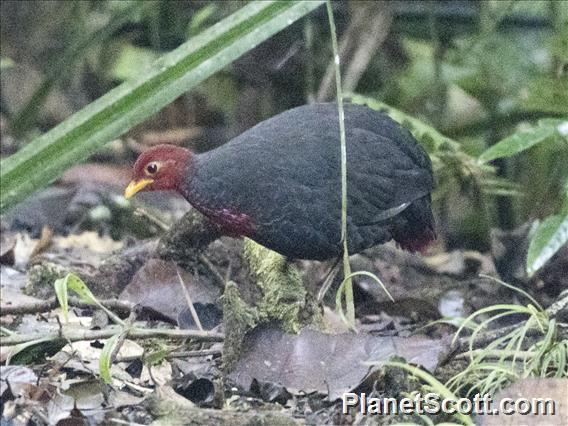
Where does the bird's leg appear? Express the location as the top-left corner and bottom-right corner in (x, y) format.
(317, 256), (342, 302)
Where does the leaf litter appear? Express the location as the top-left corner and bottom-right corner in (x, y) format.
(1, 108), (566, 426)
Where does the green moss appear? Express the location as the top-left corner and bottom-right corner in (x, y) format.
(25, 262), (69, 298)
(221, 281), (259, 370)
(222, 240), (323, 369)
(243, 238), (311, 333)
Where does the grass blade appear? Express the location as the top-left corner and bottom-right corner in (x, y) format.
(99, 333), (120, 384)
(54, 273), (125, 325)
(54, 276), (69, 322)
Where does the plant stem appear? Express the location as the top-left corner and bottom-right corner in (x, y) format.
(455, 349), (535, 361)
(325, 0), (355, 328)
(0, 327), (224, 346)
(115, 348), (222, 363)
(0, 296), (135, 316)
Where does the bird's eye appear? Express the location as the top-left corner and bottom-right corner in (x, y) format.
(146, 162), (159, 175)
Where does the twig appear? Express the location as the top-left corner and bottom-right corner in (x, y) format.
(110, 308), (139, 364)
(454, 349), (535, 361)
(121, 380), (154, 395)
(317, 256), (342, 302)
(30, 407), (50, 425)
(59, 334), (97, 376)
(317, 2), (391, 101)
(176, 268), (203, 331)
(304, 16), (315, 103)
(547, 291), (568, 318)
(115, 348), (222, 363)
(134, 207), (171, 232)
(342, 2), (392, 93)
(224, 259), (233, 283)
(0, 327), (224, 346)
(198, 254), (226, 289)
(1, 297), (135, 316)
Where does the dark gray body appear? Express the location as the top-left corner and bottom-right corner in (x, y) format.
(184, 103), (434, 260)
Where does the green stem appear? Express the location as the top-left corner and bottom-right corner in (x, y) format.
(325, 0), (354, 328)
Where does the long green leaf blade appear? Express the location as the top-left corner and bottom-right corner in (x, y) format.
(62, 273), (124, 325)
(54, 276), (70, 322)
(0, 1), (324, 213)
(99, 333), (120, 384)
(478, 119), (567, 164)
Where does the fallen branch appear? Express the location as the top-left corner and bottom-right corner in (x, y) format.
(547, 290), (568, 318)
(1, 296), (135, 316)
(454, 349), (535, 361)
(115, 348), (222, 363)
(0, 326), (224, 346)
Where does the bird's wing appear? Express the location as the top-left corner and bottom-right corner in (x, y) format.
(344, 127), (433, 226)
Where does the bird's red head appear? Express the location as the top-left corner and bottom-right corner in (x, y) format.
(124, 144), (191, 199)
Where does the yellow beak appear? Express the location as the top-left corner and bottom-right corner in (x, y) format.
(124, 179), (153, 199)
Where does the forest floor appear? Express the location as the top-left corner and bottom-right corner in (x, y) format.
(1, 122), (567, 425)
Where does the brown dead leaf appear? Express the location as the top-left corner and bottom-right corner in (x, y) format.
(0, 366), (38, 397)
(50, 339), (144, 379)
(229, 325), (451, 399)
(47, 380), (106, 425)
(120, 258), (220, 323)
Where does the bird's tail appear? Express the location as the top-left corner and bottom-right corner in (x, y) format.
(393, 195), (436, 254)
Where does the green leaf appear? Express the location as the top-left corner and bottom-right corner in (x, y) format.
(99, 334), (120, 384)
(0, 1), (324, 213)
(53, 273), (124, 325)
(7, 338), (67, 366)
(521, 76), (568, 115)
(111, 43), (159, 82)
(478, 119), (567, 163)
(64, 273), (99, 305)
(54, 276), (70, 322)
(527, 214), (568, 277)
(144, 345), (169, 366)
